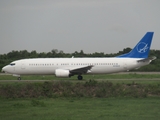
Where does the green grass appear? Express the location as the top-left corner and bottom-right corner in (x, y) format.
(0, 74), (160, 120)
(0, 97), (160, 120)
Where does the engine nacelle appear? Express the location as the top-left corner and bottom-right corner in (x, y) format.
(55, 69), (70, 77)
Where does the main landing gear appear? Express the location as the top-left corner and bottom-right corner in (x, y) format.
(13, 74), (21, 80)
(77, 75), (83, 80)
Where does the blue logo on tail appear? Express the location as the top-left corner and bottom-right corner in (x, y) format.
(137, 42), (149, 53)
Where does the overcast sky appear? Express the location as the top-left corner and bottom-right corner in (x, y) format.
(0, 0), (160, 54)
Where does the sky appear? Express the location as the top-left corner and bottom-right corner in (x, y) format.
(0, 0), (160, 54)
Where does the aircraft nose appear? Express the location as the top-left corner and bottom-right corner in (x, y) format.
(2, 66), (7, 73)
(2, 67), (5, 72)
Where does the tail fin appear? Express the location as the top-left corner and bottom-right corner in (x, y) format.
(117, 32), (154, 58)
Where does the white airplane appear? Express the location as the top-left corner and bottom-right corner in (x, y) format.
(2, 32), (156, 80)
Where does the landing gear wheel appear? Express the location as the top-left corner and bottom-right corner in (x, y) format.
(77, 75), (83, 80)
(17, 77), (21, 80)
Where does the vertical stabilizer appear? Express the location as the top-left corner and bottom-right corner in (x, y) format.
(117, 32), (154, 58)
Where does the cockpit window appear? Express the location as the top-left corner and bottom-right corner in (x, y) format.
(10, 63), (16, 66)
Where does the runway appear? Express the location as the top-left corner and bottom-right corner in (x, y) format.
(0, 72), (160, 82)
(1, 72), (160, 76)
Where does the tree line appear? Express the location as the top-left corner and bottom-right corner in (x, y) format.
(0, 48), (160, 71)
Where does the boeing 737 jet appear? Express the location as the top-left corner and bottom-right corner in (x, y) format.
(2, 32), (156, 80)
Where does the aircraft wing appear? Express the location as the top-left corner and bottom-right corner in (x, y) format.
(69, 65), (94, 75)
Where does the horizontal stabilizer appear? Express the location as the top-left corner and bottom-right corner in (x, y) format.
(137, 56), (156, 62)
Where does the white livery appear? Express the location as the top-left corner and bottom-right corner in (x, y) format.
(2, 32), (156, 80)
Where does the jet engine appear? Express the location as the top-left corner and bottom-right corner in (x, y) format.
(55, 69), (70, 77)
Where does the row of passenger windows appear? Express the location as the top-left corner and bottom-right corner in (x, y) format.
(29, 63), (118, 66)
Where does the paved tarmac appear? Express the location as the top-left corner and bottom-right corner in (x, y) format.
(0, 72), (160, 82)
(1, 72), (160, 76)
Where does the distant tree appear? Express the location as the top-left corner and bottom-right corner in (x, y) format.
(122, 47), (132, 54)
(47, 52), (52, 57)
(51, 49), (58, 57)
(19, 50), (29, 58)
(7, 50), (19, 59)
(30, 50), (38, 58)
(38, 52), (46, 58)
(79, 50), (85, 57)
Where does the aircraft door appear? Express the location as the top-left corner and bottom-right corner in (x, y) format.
(21, 63), (26, 69)
(123, 61), (127, 70)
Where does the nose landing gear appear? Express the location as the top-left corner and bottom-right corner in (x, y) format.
(77, 75), (83, 80)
